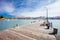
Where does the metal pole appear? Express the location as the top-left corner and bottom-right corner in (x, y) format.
(44, 7), (48, 22)
(46, 7), (48, 22)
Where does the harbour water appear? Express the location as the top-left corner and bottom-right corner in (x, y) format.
(0, 19), (38, 30)
(0, 19), (60, 37)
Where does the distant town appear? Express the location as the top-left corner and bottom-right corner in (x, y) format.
(0, 16), (60, 20)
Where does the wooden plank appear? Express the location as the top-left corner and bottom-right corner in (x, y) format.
(9, 29), (41, 40)
(5, 30), (36, 40)
(0, 31), (12, 40)
(10, 27), (56, 40)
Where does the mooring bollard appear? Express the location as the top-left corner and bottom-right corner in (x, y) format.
(46, 22), (53, 29)
(16, 24), (19, 27)
(46, 22), (50, 29)
(16, 24), (18, 26)
(46, 24), (50, 29)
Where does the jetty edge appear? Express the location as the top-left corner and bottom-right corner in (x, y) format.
(0, 21), (58, 40)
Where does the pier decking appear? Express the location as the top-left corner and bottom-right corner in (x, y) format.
(0, 22), (56, 40)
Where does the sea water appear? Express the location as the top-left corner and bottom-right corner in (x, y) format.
(0, 19), (37, 30)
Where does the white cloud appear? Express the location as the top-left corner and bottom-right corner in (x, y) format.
(46, 0), (60, 17)
(17, 7), (46, 17)
(14, 0), (57, 17)
(8, 0), (56, 17)
(0, 2), (15, 13)
(0, 0), (58, 17)
(24, 0), (60, 17)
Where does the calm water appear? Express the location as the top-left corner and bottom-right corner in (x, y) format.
(0, 19), (37, 30)
(0, 19), (60, 37)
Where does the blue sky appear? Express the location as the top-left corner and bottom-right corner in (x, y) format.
(0, 0), (58, 17)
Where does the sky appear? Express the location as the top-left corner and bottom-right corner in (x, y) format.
(0, 0), (60, 17)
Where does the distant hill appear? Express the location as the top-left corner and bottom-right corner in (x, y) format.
(0, 12), (15, 18)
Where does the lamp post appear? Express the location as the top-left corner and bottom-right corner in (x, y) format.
(46, 7), (48, 23)
(44, 7), (50, 29)
(44, 7), (48, 23)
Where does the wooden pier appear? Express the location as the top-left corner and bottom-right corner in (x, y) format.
(0, 22), (57, 40)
